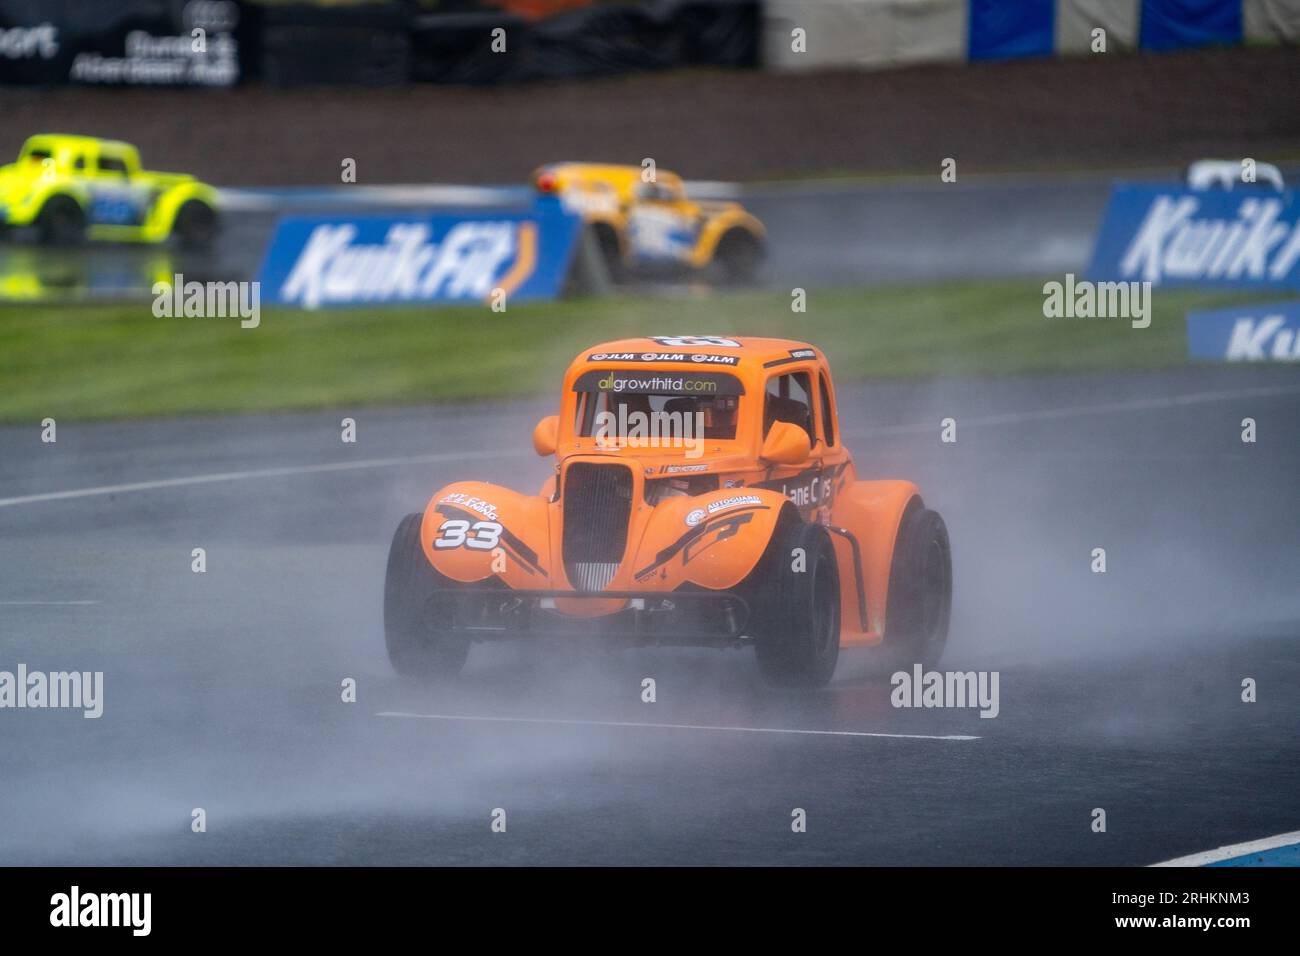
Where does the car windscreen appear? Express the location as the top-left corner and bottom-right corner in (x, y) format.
(572, 370), (744, 442)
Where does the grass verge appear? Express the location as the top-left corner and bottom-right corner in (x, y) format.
(0, 279), (1280, 421)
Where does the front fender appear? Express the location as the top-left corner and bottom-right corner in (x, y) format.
(692, 207), (765, 268)
(6, 179), (89, 225)
(148, 180), (220, 237)
(830, 480), (920, 638)
(630, 488), (790, 591)
(420, 481), (552, 588)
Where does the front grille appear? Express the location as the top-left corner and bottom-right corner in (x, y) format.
(568, 561), (621, 591)
(562, 462), (633, 591)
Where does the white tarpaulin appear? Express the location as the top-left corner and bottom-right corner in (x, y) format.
(1055, 0), (1141, 54)
(1244, 0), (1300, 42)
(763, 0), (967, 72)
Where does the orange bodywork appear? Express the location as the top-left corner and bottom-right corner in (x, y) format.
(420, 335), (924, 647)
(529, 162), (765, 271)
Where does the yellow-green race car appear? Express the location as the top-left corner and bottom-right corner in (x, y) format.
(0, 134), (219, 247)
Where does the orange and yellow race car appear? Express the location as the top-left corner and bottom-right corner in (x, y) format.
(531, 162), (765, 283)
(384, 336), (951, 688)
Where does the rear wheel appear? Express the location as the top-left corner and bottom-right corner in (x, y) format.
(749, 514), (841, 688)
(173, 200), (218, 249)
(383, 512), (471, 677)
(36, 195), (85, 245)
(873, 504), (952, 674)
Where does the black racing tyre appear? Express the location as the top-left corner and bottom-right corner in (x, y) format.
(713, 228), (763, 284)
(383, 512), (471, 677)
(173, 200), (218, 249)
(874, 504), (952, 674)
(36, 195), (85, 245)
(749, 512), (841, 688)
(592, 222), (627, 283)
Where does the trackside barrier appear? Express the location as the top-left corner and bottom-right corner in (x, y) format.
(1087, 184), (1300, 290)
(255, 204), (583, 309)
(1186, 299), (1300, 361)
(761, 0), (1300, 72)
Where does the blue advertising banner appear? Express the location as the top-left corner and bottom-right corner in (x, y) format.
(256, 204), (581, 308)
(1139, 0), (1242, 52)
(1186, 299), (1300, 361)
(1088, 185), (1300, 289)
(967, 0), (1054, 61)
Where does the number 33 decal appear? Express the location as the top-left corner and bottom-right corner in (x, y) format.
(434, 519), (502, 551)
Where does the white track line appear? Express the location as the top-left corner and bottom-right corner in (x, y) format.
(0, 449), (528, 509)
(0, 600), (99, 606)
(376, 710), (979, 741)
(3, 383), (1295, 510)
(1149, 829), (1300, 867)
(843, 383), (1300, 440)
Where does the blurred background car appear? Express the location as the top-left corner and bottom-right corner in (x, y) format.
(532, 161), (766, 283)
(0, 133), (219, 247)
(1186, 158), (1286, 191)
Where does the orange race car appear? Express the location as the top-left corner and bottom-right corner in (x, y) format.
(384, 336), (951, 687)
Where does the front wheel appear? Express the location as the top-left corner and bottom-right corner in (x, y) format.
(750, 516), (841, 688)
(873, 505), (952, 674)
(592, 223), (627, 284)
(172, 200), (218, 249)
(712, 228), (763, 285)
(383, 512), (470, 677)
(36, 195), (85, 245)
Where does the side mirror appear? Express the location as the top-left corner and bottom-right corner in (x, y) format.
(760, 421), (811, 465)
(533, 414), (559, 457)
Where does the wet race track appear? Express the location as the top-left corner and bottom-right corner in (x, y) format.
(1, 367), (1297, 865)
(0, 171), (1115, 298)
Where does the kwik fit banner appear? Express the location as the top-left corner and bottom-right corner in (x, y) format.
(1186, 299), (1300, 362)
(1088, 185), (1300, 289)
(256, 207), (581, 308)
